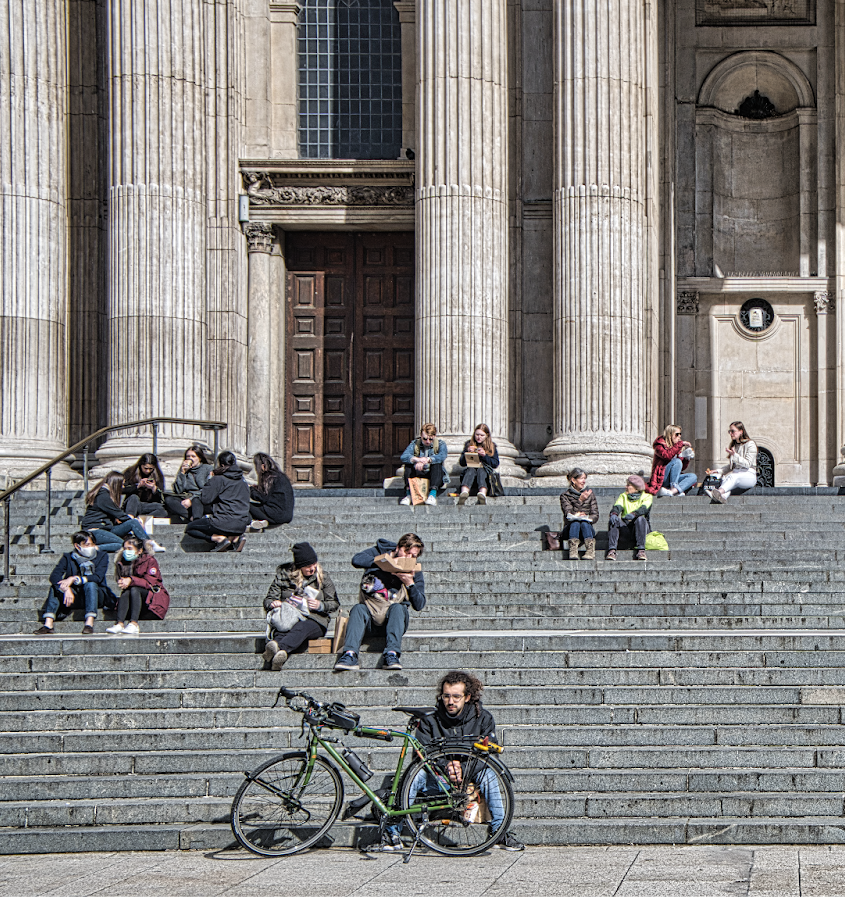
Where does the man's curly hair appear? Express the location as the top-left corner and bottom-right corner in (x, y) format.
(437, 670), (484, 705)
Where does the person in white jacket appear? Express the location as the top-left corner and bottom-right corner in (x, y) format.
(705, 421), (758, 503)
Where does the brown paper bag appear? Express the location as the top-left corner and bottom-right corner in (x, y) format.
(408, 476), (429, 505)
(331, 613), (348, 653)
(374, 553), (422, 574)
(464, 452), (482, 468)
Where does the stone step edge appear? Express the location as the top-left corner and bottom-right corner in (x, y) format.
(4, 816), (845, 854)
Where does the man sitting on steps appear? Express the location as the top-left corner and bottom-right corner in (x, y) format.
(382, 670), (525, 852)
(334, 533), (425, 672)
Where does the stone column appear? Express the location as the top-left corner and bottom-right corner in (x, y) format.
(207, 0), (248, 455)
(394, 1), (416, 158)
(269, 2), (300, 160)
(0, 0), (69, 479)
(536, 0), (655, 482)
(245, 224), (275, 456)
(416, 0), (526, 478)
(816, 290), (836, 484)
(836, 0), (845, 486)
(97, 0), (209, 474)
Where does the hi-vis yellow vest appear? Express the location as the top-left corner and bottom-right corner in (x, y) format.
(615, 491), (653, 516)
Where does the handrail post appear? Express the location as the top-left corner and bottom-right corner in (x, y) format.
(82, 444), (89, 497)
(213, 429), (219, 466)
(2, 496), (10, 585)
(152, 421), (159, 457)
(40, 469), (54, 555)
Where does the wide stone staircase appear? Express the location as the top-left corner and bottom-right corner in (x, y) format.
(2, 488), (845, 852)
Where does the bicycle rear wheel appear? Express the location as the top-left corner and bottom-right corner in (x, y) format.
(398, 745), (514, 856)
(231, 751), (344, 856)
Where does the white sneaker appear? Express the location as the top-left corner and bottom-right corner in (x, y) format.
(399, 495), (411, 506)
(425, 494), (437, 506)
(106, 622), (125, 635)
(122, 622), (140, 636)
(149, 541), (167, 553)
(658, 487), (673, 497)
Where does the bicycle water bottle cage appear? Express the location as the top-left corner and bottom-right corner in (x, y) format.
(325, 702), (361, 731)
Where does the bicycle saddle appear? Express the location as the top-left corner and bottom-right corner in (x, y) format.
(392, 706), (435, 718)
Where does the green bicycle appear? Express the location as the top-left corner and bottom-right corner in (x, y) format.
(230, 686), (515, 860)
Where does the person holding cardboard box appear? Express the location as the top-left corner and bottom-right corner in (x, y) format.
(334, 533), (425, 672)
(457, 424), (500, 506)
(262, 542), (339, 671)
(399, 424), (448, 506)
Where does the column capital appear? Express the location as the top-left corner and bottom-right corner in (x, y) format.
(814, 290), (835, 315)
(269, 2), (300, 25)
(393, 1), (415, 24)
(677, 290), (699, 315)
(244, 223), (276, 254)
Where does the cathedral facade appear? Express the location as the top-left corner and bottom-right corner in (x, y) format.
(1, 0), (843, 486)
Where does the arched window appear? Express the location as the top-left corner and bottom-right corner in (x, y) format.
(298, 0), (402, 159)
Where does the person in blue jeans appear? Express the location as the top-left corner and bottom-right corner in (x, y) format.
(79, 471), (156, 552)
(334, 534), (425, 672)
(33, 531), (111, 635)
(384, 671), (524, 852)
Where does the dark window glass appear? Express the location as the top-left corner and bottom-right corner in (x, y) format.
(298, 0), (402, 159)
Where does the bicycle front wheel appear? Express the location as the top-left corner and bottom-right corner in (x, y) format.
(231, 751), (344, 856)
(398, 745), (515, 856)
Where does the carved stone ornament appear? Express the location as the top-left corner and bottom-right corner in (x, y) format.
(814, 290), (835, 315)
(244, 222), (275, 254)
(677, 290), (699, 315)
(242, 171), (414, 207)
(736, 90), (777, 120)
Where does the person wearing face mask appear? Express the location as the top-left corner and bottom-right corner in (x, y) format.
(606, 475), (653, 561)
(33, 531), (111, 635)
(106, 537), (170, 635)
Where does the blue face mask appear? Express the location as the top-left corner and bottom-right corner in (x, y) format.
(122, 549), (138, 562)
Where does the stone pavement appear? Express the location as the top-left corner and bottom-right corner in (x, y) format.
(1, 846), (844, 896)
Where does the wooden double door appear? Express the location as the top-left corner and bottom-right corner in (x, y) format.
(285, 232), (415, 488)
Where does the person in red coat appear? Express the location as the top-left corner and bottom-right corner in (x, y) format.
(106, 537), (170, 635)
(646, 424), (698, 496)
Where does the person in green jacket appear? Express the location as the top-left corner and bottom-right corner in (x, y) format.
(606, 475), (652, 561)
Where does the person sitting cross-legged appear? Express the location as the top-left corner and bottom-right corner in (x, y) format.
(334, 533), (425, 672)
(606, 474), (653, 561)
(382, 671), (524, 852)
(399, 424), (448, 506)
(33, 531), (111, 636)
(262, 542), (339, 671)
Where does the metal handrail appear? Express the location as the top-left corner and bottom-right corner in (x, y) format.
(1, 416), (227, 586)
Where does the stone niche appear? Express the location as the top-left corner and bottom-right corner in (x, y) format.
(695, 51), (817, 277)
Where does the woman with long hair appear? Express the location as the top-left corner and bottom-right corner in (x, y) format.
(122, 453), (167, 518)
(184, 451), (251, 551)
(262, 541), (339, 670)
(163, 444), (213, 522)
(80, 471), (153, 552)
(106, 536), (170, 636)
(456, 423), (500, 506)
(705, 421), (758, 503)
(248, 452), (294, 530)
(559, 468), (599, 560)
(646, 424), (698, 497)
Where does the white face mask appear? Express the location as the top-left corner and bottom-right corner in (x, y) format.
(78, 545), (97, 558)
(122, 549), (138, 562)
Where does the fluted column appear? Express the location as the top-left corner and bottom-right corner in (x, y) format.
(245, 224), (275, 456)
(416, 0), (525, 478)
(96, 0), (208, 473)
(536, 0), (654, 480)
(207, 0), (248, 455)
(0, 0), (69, 478)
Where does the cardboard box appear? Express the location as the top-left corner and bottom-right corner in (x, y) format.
(307, 639), (333, 654)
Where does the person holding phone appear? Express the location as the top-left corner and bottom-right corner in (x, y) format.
(122, 454), (168, 518)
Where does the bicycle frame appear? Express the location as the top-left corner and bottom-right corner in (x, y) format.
(298, 720), (455, 820)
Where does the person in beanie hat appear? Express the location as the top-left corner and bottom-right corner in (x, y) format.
(262, 542), (339, 670)
(606, 475), (653, 561)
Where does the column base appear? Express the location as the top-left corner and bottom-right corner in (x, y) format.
(535, 434), (653, 486)
(833, 448), (845, 487)
(0, 439), (79, 487)
(438, 434), (529, 483)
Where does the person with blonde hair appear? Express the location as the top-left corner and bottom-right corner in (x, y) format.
(457, 423), (500, 506)
(705, 421), (758, 503)
(646, 424), (697, 497)
(399, 423), (447, 506)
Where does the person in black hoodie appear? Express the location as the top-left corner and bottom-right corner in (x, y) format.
(384, 671), (524, 851)
(122, 453), (167, 518)
(185, 451), (251, 552)
(248, 452), (294, 530)
(33, 531), (112, 635)
(80, 471), (155, 552)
